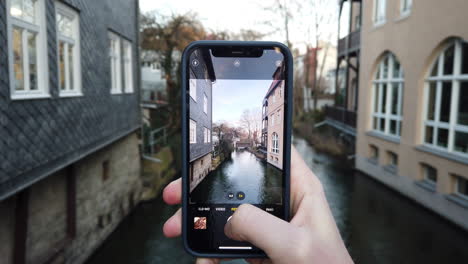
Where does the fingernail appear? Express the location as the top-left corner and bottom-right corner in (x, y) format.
(224, 220), (232, 238)
(196, 258), (213, 264)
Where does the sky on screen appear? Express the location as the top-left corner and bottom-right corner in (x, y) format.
(212, 79), (270, 127)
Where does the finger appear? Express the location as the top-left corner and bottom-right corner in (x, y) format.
(224, 204), (300, 259)
(163, 178), (182, 205)
(163, 208), (181, 237)
(246, 258), (270, 264)
(195, 258), (222, 264)
(290, 146), (324, 213)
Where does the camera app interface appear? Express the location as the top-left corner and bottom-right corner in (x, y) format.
(187, 47), (286, 253)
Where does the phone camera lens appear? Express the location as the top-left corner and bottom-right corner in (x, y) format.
(192, 59), (199, 67)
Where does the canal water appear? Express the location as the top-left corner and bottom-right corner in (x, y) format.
(190, 149), (282, 204)
(86, 136), (468, 264)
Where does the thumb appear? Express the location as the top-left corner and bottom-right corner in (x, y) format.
(224, 204), (299, 257)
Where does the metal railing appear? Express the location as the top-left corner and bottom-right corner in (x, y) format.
(147, 125), (168, 156)
(325, 106), (357, 128)
(338, 30), (361, 57)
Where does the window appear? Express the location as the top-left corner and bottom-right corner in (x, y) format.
(423, 39), (468, 156)
(421, 163), (437, 184)
(272, 132), (279, 153)
(203, 94), (208, 114)
(271, 114), (275, 126)
(56, 2), (81, 96)
(8, 0), (49, 99)
(109, 32), (121, 94)
(372, 53), (404, 137)
(400, 0), (412, 16)
(273, 91), (276, 103)
(355, 14), (361, 30)
(204, 127), (210, 143)
(190, 79), (197, 101)
(277, 110), (281, 122)
(387, 151), (398, 166)
(122, 40), (133, 93)
(454, 174), (468, 199)
(102, 160), (110, 181)
(190, 119), (196, 144)
(373, 0), (386, 25)
(369, 145), (379, 161)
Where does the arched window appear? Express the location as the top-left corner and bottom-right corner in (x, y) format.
(372, 52), (404, 137)
(272, 133), (279, 153)
(423, 39), (468, 155)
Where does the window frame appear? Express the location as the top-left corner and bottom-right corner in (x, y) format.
(121, 39), (134, 93)
(189, 79), (197, 101)
(422, 163), (437, 184)
(203, 93), (208, 114)
(7, 0), (50, 100)
(189, 119), (197, 144)
(422, 39), (468, 158)
(454, 175), (468, 200)
(203, 127), (208, 143)
(369, 144), (379, 161)
(371, 53), (404, 138)
(109, 31), (122, 94)
(55, 1), (82, 97)
(400, 0), (412, 17)
(387, 151), (398, 166)
(272, 132), (279, 154)
(373, 0), (387, 26)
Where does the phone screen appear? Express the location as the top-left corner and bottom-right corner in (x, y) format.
(186, 46), (287, 254)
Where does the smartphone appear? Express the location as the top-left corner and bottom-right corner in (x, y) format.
(181, 41), (292, 258)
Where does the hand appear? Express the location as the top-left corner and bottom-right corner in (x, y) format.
(162, 146), (354, 264)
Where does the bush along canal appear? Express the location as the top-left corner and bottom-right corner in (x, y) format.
(86, 136), (468, 264)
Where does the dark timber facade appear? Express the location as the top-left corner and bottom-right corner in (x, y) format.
(189, 49), (215, 192)
(0, 0), (141, 263)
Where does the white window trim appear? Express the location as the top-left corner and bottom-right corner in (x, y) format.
(372, 53), (404, 138)
(203, 93), (208, 114)
(422, 40), (468, 158)
(7, 0), (50, 100)
(190, 119), (197, 144)
(272, 133), (279, 153)
(189, 79), (197, 101)
(400, 0), (412, 18)
(204, 127), (207, 143)
(109, 32), (122, 94)
(373, 0), (387, 26)
(56, 1), (82, 97)
(122, 39), (134, 93)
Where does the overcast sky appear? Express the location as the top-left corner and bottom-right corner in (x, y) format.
(140, 0), (349, 54)
(212, 80), (269, 127)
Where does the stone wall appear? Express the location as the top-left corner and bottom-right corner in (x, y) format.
(0, 132), (142, 264)
(67, 132), (141, 264)
(190, 154), (212, 192)
(0, 196), (15, 263)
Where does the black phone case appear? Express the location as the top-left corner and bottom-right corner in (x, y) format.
(181, 40), (293, 259)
